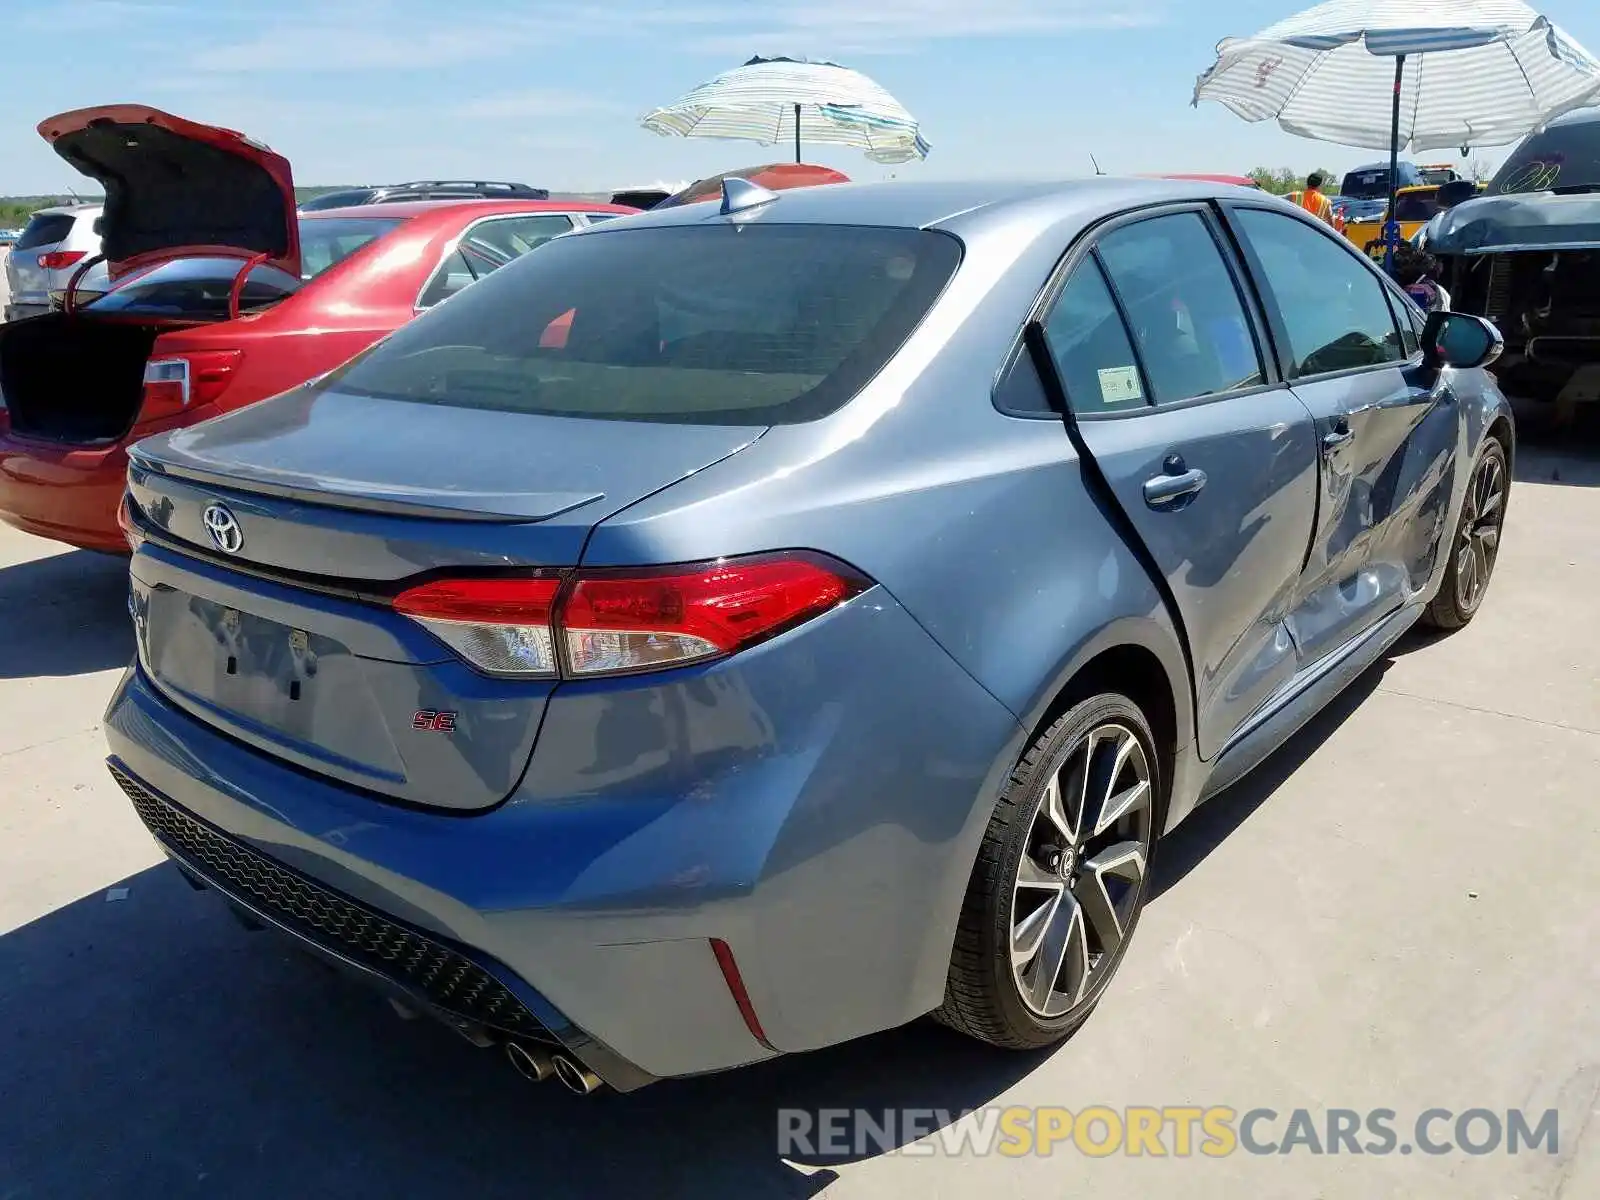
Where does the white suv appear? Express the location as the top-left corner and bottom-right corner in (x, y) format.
(3, 203), (102, 321)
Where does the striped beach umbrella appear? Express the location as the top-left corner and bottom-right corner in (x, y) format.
(1194, 0), (1600, 267)
(641, 56), (929, 165)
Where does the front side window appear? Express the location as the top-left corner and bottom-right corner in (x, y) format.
(1095, 212), (1264, 404)
(1040, 259), (1147, 416)
(1233, 208), (1405, 377)
(322, 223), (962, 425)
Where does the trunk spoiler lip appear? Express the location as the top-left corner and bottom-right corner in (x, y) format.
(121, 497), (569, 608)
(128, 448), (605, 524)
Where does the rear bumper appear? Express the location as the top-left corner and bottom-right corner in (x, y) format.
(0, 434), (129, 551)
(103, 590), (1024, 1086)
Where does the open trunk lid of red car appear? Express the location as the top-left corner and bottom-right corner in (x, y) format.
(38, 104), (300, 280)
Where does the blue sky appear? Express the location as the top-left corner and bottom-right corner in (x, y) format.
(5, 0), (1600, 193)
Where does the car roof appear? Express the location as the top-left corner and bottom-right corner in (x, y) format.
(582, 177), (1261, 236)
(300, 198), (635, 220)
(1546, 105), (1600, 129)
(27, 203), (101, 218)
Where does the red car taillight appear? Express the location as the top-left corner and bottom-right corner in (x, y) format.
(37, 250), (86, 270)
(116, 492), (144, 552)
(393, 577), (563, 678)
(391, 553), (867, 679)
(140, 351), (244, 421)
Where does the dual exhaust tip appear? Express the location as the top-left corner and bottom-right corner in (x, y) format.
(505, 1041), (602, 1095)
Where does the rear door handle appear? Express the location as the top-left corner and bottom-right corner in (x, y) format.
(1143, 467), (1208, 508)
(1322, 417), (1354, 452)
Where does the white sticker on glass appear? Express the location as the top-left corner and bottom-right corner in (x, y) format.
(1097, 366), (1144, 405)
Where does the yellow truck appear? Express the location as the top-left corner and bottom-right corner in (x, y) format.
(1345, 182), (1486, 260)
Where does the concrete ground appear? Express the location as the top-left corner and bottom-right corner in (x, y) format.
(0, 417), (1595, 1199)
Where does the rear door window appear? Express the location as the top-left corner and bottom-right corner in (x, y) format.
(323, 223), (962, 425)
(1094, 212), (1264, 405)
(15, 213), (76, 250)
(1040, 259), (1147, 415)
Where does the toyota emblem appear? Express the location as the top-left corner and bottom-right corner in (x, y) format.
(202, 503), (244, 554)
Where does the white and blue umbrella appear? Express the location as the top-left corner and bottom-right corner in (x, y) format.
(1194, 0), (1600, 265)
(641, 56), (929, 165)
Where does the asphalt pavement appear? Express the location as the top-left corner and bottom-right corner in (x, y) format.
(0, 417), (1596, 1200)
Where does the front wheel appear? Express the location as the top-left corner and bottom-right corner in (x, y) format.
(934, 694), (1161, 1049)
(1423, 439), (1509, 631)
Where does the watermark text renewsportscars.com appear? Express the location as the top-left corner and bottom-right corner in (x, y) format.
(777, 1106), (1560, 1159)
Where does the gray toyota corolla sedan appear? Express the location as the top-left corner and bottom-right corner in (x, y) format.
(106, 176), (1513, 1093)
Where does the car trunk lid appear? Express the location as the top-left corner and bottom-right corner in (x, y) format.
(38, 104), (300, 280)
(124, 388), (765, 809)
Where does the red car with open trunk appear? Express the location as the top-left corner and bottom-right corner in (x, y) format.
(0, 104), (632, 552)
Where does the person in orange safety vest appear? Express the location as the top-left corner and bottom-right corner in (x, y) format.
(1286, 172), (1342, 231)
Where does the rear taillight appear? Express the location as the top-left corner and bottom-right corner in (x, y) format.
(140, 351), (243, 421)
(393, 577), (563, 677)
(391, 553), (867, 679)
(116, 492), (143, 552)
(37, 250), (86, 270)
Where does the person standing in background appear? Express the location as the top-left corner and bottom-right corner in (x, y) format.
(1286, 172), (1338, 227)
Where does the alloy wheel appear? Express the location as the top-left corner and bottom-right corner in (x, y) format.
(1010, 722), (1154, 1019)
(1455, 450), (1507, 615)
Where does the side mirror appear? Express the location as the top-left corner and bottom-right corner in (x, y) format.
(1423, 311), (1503, 370)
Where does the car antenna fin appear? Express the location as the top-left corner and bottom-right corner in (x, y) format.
(1090, 153), (1106, 176)
(721, 177), (780, 216)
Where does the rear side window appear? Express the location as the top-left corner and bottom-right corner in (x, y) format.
(15, 213), (76, 250)
(417, 248), (478, 309)
(1233, 208), (1405, 377)
(1040, 260), (1147, 415)
(1095, 212), (1263, 404)
(323, 224), (962, 425)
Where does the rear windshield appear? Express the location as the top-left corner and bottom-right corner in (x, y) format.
(297, 216), (403, 278)
(15, 213), (77, 250)
(1341, 165), (1418, 199)
(319, 223), (963, 425)
(1488, 113), (1600, 194)
(297, 189), (376, 211)
(1393, 189), (1441, 221)
(86, 256), (303, 317)
(85, 217), (401, 318)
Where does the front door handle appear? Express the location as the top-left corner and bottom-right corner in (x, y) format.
(1322, 417), (1354, 452)
(1143, 466), (1208, 508)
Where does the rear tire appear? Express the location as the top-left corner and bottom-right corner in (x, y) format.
(1423, 438), (1509, 631)
(934, 694), (1161, 1049)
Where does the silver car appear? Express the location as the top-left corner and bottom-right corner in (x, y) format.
(3, 203), (102, 321)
